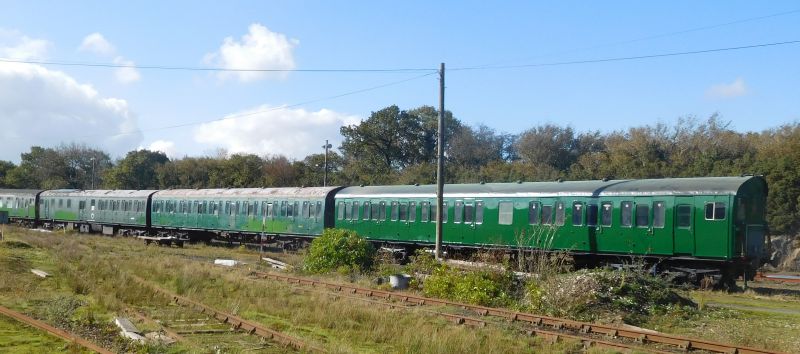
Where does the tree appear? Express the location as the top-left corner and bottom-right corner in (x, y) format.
(515, 124), (578, 172)
(104, 150), (169, 189)
(0, 161), (15, 188)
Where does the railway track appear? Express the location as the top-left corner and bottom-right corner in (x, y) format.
(0, 304), (113, 354)
(755, 272), (800, 284)
(130, 275), (324, 353)
(251, 270), (786, 354)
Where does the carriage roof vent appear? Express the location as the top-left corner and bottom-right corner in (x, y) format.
(359, 184), (365, 187)
(480, 181), (485, 185)
(556, 178), (564, 183)
(516, 180), (522, 184)
(602, 177), (609, 182)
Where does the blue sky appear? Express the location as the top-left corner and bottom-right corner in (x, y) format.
(0, 1), (798, 162)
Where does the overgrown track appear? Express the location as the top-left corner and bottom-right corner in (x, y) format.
(131, 275), (324, 353)
(253, 271), (786, 354)
(0, 304), (113, 354)
(755, 272), (800, 284)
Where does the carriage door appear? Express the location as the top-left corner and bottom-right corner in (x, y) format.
(695, 196), (730, 258)
(673, 197), (695, 256)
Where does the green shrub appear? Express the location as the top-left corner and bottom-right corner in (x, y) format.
(422, 265), (515, 307)
(304, 228), (376, 274)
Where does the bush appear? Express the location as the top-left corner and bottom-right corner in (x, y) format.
(304, 228), (376, 274)
(422, 265), (515, 307)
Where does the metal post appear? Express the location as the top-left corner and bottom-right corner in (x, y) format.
(90, 157), (95, 189)
(435, 63), (445, 260)
(322, 140), (332, 186)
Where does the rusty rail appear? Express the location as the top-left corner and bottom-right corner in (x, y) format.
(254, 271), (785, 354)
(755, 272), (800, 284)
(0, 304), (113, 354)
(130, 275), (324, 352)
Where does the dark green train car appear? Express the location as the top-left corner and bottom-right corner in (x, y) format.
(333, 176), (767, 268)
(39, 190), (155, 234)
(150, 187), (341, 240)
(0, 189), (41, 223)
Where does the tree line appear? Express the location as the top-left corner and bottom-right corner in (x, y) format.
(1, 105), (799, 235)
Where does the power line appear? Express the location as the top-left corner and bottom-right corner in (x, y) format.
(0, 57), (436, 73)
(82, 71), (438, 139)
(450, 40), (800, 71)
(465, 7), (800, 69)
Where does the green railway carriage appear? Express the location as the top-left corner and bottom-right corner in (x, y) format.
(0, 189), (42, 222)
(150, 187), (342, 240)
(333, 176), (768, 267)
(38, 190), (155, 234)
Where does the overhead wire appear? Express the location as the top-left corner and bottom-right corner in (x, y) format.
(450, 40), (800, 71)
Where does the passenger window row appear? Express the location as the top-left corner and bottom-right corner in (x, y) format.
(152, 199), (322, 220)
(338, 200), (487, 224)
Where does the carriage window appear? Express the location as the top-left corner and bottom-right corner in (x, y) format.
(498, 201), (513, 225)
(653, 202), (665, 228)
(316, 202), (322, 220)
(476, 201), (484, 224)
(371, 202), (381, 221)
(58, 199), (63, 207)
(555, 202), (565, 226)
(601, 202), (612, 226)
(247, 202), (254, 216)
(421, 202), (430, 222)
(587, 204), (598, 227)
(399, 202), (408, 221)
(636, 204), (650, 227)
(705, 202), (726, 220)
(409, 202), (417, 222)
(337, 201), (345, 220)
(464, 203), (474, 223)
(621, 201), (633, 227)
(351, 201), (359, 220)
(391, 201), (399, 221)
(379, 201), (387, 220)
(363, 201), (371, 220)
(541, 205), (553, 225)
(302, 201), (309, 219)
(67, 199), (72, 208)
(454, 201), (463, 223)
(572, 202), (583, 226)
(528, 202), (540, 225)
(288, 202), (295, 218)
(677, 205), (692, 228)
(266, 203), (273, 218)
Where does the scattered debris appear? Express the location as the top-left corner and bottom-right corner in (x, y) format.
(262, 257), (288, 270)
(145, 331), (177, 345)
(114, 317), (145, 343)
(214, 259), (240, 267)
(389, 274), (411, 290)
(31, 269), (50, 278)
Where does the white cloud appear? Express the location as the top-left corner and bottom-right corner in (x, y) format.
(204, 23), (299, 82)
(0, 28), (51, 60)
(77, 32), (140, 84)
(706, 78), (749, 99)
(193, 105), (359, 159)
(113, 56), (141, 83)
(0, 62), (142, 161)
(79, 32), (115, 56)
(142, 140), (177, 158)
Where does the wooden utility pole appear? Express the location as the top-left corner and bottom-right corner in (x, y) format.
(435, 63), (445, 260)
(322, 140), (332, 186)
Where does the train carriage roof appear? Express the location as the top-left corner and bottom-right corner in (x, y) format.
(336, 176), (766, 199)
(0, 189), (43, 197)
(152, 186), (342, 199)
(40, 190), (157, 198)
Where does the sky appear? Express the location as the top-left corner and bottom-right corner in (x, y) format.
(0, 1), (798, 162)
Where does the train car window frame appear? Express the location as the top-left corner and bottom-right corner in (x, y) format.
(362, 201), (371, 220)
(337, 201), (345, 220)
(555, 202), (565, 226)
(409, 202), (417, 222)
(636, 204), (650, 228)
(302, 201), (310, 219)
(390, 201), (399, 221)
(541, 205), (553, 225)
(351, 201), (359, 220)
(379, 201), (387, 220)
(572, 202), (584, 226)
(421, 201), (430, 222)
(475, 201), (484, 224)
(528, 201), (540, 225)
(653, 201), (665, 228)
(677, 204), (692, 228)
(316, 201), (322, 220)
(464, 202), (474, 223)
(704, 202), (726, 220)
(600, 202), (612, 226)
(58, 199), (63, 207)
(498, 201), (514, 225)
(586, 203), (598, 227)
(399, 202), (408, 221)
(454, 201), (464, 224)
(621, 201), (633, 227)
